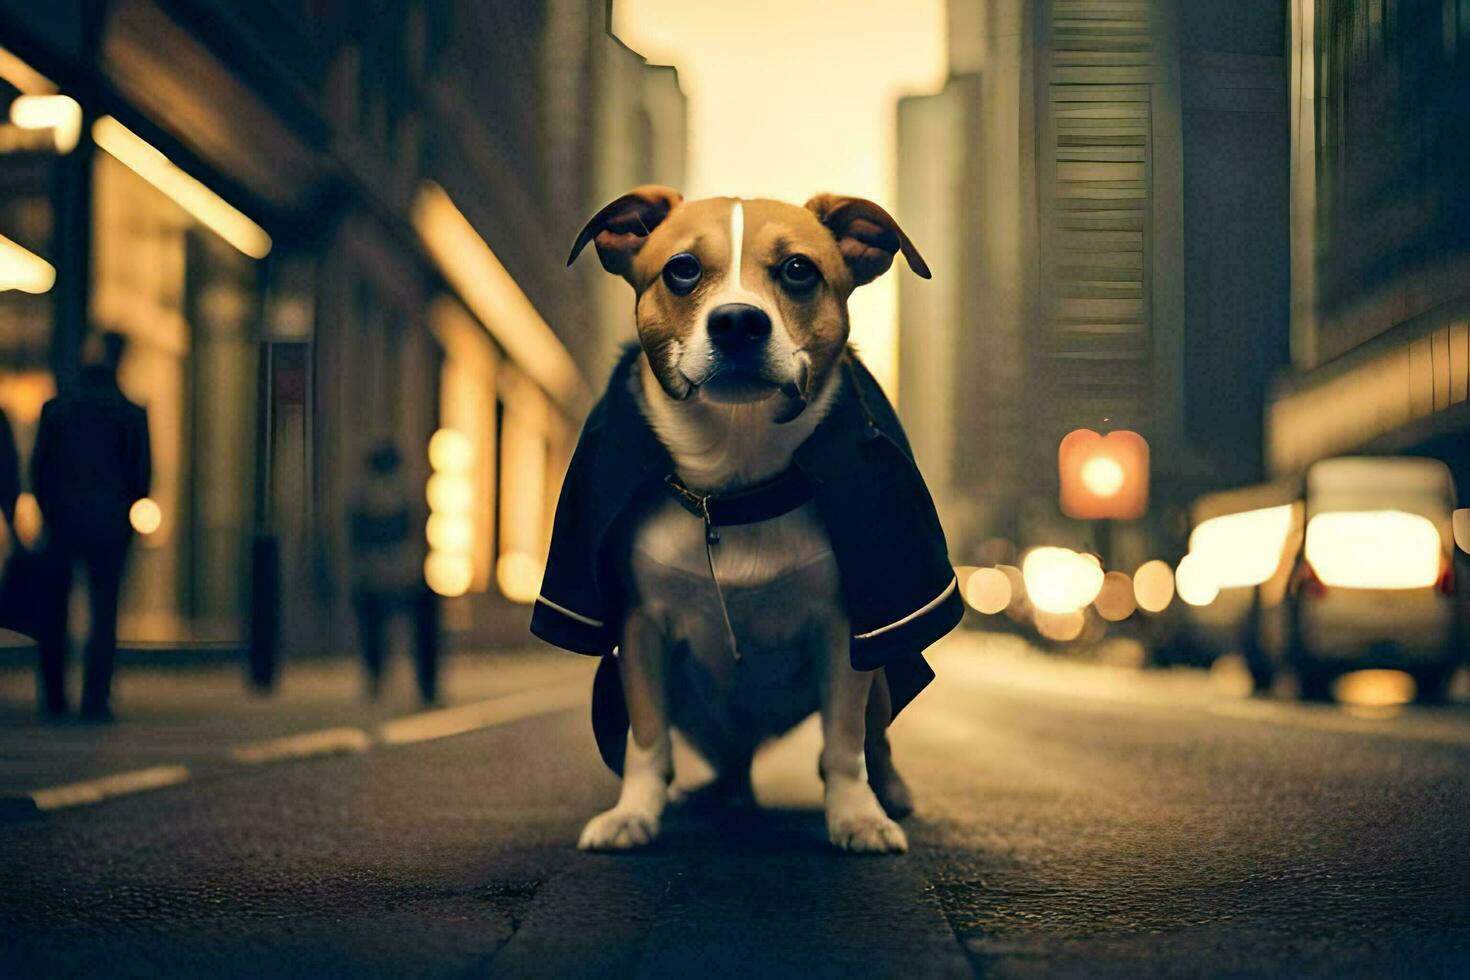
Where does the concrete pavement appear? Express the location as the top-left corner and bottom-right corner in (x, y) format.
(2, 632), (1469, 976)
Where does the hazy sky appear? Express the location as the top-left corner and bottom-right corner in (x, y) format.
(612, 0), (948, 395)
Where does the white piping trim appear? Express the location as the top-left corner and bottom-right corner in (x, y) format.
(852, 577), (957, 641)
(536, 595), (605, 628)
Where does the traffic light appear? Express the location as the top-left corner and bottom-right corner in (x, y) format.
(1058, 428), (1149, 520)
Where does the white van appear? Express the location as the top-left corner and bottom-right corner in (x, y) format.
(1258, 457), (1462, 700)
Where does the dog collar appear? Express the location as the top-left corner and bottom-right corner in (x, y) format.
(663, 468), (813, 527)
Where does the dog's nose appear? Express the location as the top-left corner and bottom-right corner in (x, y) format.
(707, 303), (771, 352)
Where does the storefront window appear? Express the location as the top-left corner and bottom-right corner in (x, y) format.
(496, 364), (549, 604)
(92, 147), (261, 643)
(0, 81), (61, 558)
(430, 297), (498, 594)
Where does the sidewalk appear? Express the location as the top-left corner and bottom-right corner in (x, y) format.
(0, 646), (595, 808)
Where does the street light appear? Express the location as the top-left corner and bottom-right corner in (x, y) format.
(9, 94), (81, 152)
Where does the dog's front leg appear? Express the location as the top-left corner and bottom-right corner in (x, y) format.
(819, 626), (908, 854)
(579, 610), (672, 851)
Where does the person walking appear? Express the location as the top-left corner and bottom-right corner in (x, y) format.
(347, 441), (440, 704)
(0, 404), (18, 537)
(31, 332), (151, 720)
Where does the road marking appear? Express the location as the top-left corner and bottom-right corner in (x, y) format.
(12, 680), (589, 817)
(30, 765), (191, 811)
(378, 684), (584, 745)
(229, 726), (372, 765)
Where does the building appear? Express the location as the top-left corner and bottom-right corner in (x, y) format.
(0, 0), (685, 658)
(896, 0), (1290, 567)
(1267, 0), (1470, 489)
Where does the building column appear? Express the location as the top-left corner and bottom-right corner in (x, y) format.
(49, 1), (106, 387)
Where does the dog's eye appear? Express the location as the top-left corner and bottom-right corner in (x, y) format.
(778, 255), (820, 292)
(662, 253), (702, 295)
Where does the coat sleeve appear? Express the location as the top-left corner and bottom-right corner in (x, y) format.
(809, 355), (963, 673)
(529, 400), (617, 655)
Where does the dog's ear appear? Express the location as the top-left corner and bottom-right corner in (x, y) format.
(804, 193), (931, 287)
(568, 185), (684, 281)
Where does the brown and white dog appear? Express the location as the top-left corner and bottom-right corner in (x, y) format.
(567, 187), (931, 853)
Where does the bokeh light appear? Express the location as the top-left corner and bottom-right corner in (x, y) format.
(426, 513), (473, 553)
(1093, 571), (1137, 622)
(964, 567), (1012, 615)
(496, 552), (544, 604)
(1334, 669), (1416, 709)
(428, 428), (473, 474)
(1133, 559), (1175, 612)
(129, 497), (162, 535)
(426, 473), (473, 514)
(997, 564), (1028, 619)
(1034, 608), (1085, 642)
(1022, 547), (1105, 614)
(424, 551), (473, 598)
(1175, 552), (1219, 607)
(1210, 654), (1256, 698)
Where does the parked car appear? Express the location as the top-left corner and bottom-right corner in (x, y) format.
(1164, 481), (1300, 674)
(1257, 457), (1462, 701)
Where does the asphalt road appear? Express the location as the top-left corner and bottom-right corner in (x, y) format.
(3, 633), (1470, 978)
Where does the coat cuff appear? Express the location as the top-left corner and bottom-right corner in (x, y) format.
(849, 577), (963, 671)
(530, 595), (614, 655)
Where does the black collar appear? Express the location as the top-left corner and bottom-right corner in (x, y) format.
(663, 468), (813, 526)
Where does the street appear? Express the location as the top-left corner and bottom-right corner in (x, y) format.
(2, 1), (1468, 976)
(2, 632), (1468, 978)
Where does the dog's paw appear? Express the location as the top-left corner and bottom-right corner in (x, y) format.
(578, 807), (661, 851)
(828, 811), (909, 853)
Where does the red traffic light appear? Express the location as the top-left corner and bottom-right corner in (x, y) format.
(1058, 429), (1149, 520)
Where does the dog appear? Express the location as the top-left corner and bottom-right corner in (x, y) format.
(542, 187), (958, 854)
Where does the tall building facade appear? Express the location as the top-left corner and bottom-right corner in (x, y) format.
(897, 0), (1289, 564)
(1268, 0), (1470, 487)
(0, 0), (685, 654)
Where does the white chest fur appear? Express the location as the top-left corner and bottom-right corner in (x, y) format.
(629, 496), (844, 631)
(627, 493), (845, 728)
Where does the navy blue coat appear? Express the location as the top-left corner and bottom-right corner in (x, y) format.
(531, 344), (962, 773)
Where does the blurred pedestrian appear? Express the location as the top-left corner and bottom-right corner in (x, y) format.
(348, 441), (439, 704)
(31, 331), (151, 720)
(0, 404), (17, 541)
